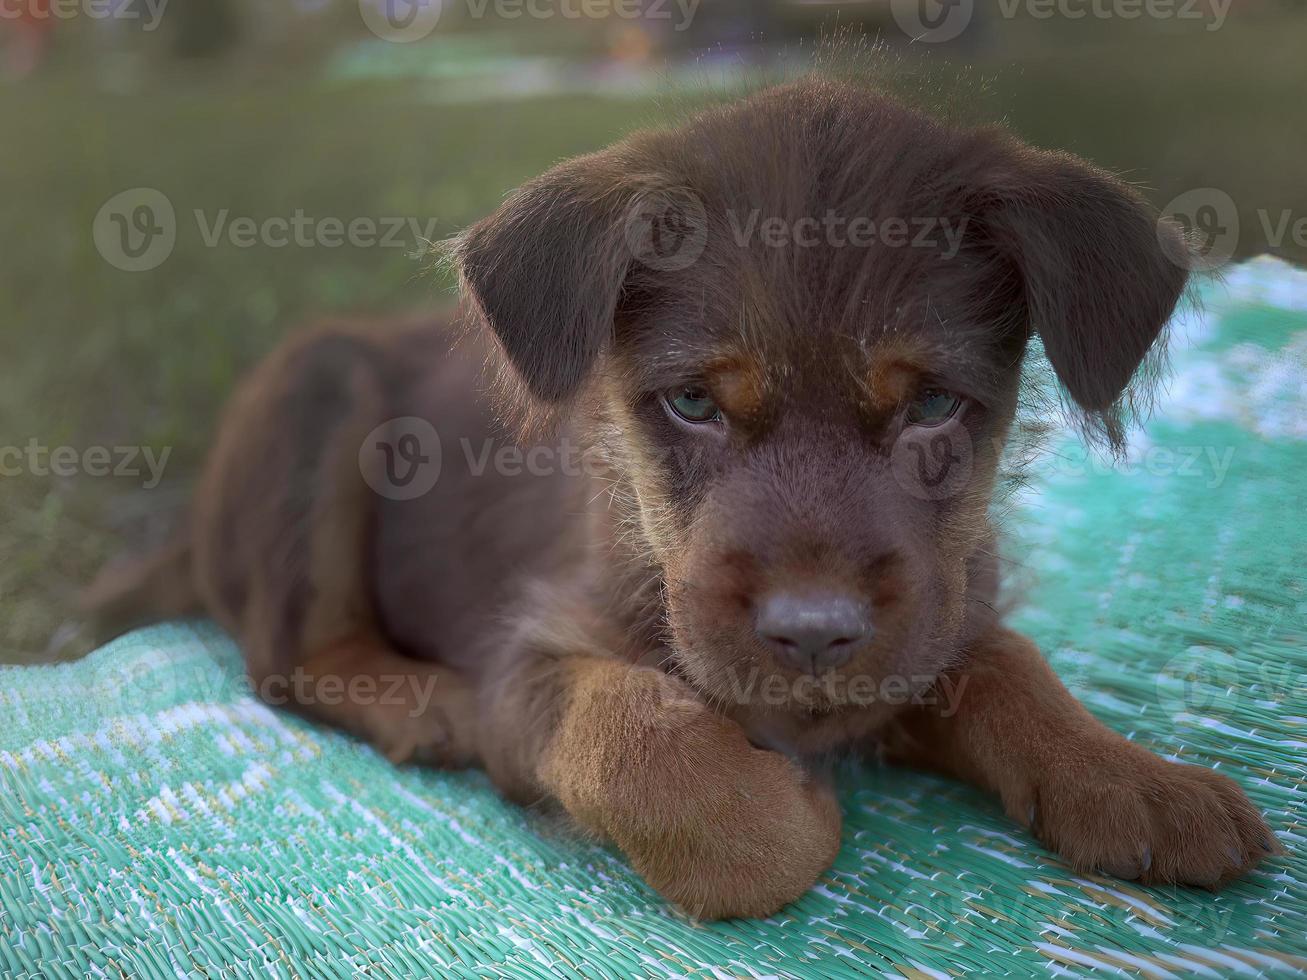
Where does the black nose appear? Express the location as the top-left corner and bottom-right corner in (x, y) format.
(754, 591), (872, 674)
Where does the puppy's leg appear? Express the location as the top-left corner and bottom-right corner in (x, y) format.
(194, 327), (476, 767)
(282, 635), (478, 767)
(477, 620), (841, 919)
(883, 627), (1276, 886)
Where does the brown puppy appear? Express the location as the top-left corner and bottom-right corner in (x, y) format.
(88, 78), (1276, 919)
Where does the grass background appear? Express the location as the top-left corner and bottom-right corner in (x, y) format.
(2, 9), (1304, 662)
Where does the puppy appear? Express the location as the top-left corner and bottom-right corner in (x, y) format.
(88, 77), (1276, 919)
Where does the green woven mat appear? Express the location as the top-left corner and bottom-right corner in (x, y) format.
(3, 258), (1306, 978)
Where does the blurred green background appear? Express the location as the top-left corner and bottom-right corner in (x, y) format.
(1, 0), (1304, 662)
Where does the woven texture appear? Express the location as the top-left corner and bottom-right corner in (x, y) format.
(3, 258), (1306, 978)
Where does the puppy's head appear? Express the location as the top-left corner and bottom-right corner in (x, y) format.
(454, 79), (1188, 716)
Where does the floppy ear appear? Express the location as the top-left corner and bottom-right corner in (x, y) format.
(981, 144), (1190, 414)
(453, 155), (639, 404)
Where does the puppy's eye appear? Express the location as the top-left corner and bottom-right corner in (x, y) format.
(665, 384), (721, 424)
(906, 388), (962, 426)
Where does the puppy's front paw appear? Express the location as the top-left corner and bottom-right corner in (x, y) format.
(542, 666), (841, 919)
(626, 724), (842, 920)
(1014, 740), (1276, 887)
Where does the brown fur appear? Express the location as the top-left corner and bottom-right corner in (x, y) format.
(863, 340), (928, 414)
(881, 629), (1279, 886)
(85, 77), (1274, 919)
(706, 356), (767, 423)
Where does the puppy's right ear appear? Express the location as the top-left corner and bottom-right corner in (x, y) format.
(453, 155), (638, 404)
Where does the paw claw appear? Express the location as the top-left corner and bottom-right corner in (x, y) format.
(383, 736), (417, 765)
(1098, 860), (1138, 880)
(1023, 745), (1272, 889)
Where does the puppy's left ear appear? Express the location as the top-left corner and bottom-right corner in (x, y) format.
(452, 154), (646, 405)
(981, 143), (1190, 414)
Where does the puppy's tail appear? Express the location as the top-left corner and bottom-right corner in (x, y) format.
(79, 534), (202, 646)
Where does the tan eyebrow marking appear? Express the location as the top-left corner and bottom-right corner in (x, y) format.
(863, 339), (928, 413)
(706, 355), (767, 422)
